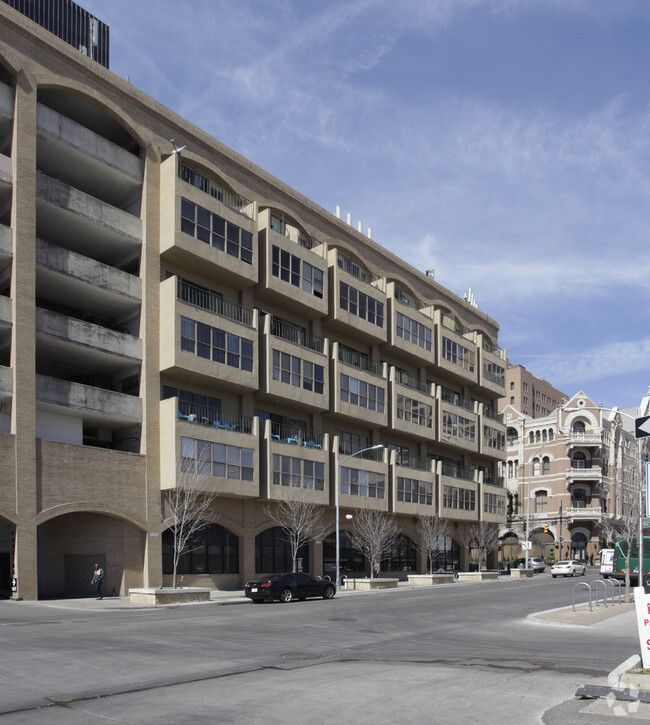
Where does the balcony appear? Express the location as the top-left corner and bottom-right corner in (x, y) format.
(383, 294), (435, 366)
(263, 421), (329, 503)
(433, 311), (478, 386)
(566, 506), (604, 521)
(326, 249), (387, 344)
(392, 454), (437, 515)
(36, 374), (142, 426)
(255, 209), (328, 318)
(160, 276), (258, 392)
(389, 370), (436, 441)
(437, 463), (479, 522)
(36, 103), (143, 212)
(330, 343), (388, 427)
(36, 239), (141, 324)
(335, 439), (389, 512)
(35, 172), (142, 269)
(35, 309), (142, 383)
(479, 422), (506, 460)
(160, 397), (260, 498)
(0, 365), (12, 402)
(567, 432), (603, 447)
(179, 162), (256, 221)
(160, 156), (257, 288)
(259, 315), (329, 411)
(566, 466), (603, 484)
(477, 341), (506, 397)
(438, 398), (479, 453)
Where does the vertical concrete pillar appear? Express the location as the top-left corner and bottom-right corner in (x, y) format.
(11, 72), (38, 599)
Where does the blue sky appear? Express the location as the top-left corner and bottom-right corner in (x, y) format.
(80, 0), (650, 411)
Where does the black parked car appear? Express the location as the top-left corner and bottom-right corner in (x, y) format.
(244, 573), (336, 603)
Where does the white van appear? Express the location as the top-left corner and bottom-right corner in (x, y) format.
(600, 549), (614, 578)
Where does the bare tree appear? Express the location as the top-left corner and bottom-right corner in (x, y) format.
(465, 521), (500, 571)
(599, 480), (641, 602)
(416, 514), (451, 574)
(265, 487), (329, 573)
(348, 508), (399, 577)
(163, 453), (217, 588)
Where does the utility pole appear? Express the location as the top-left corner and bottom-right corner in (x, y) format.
(558, 501), (563, 558)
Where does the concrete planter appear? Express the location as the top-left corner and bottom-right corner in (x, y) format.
(129, 587), (211, 605)
(407, 574), (455, 586)
(456, 571), (500, 582)
(510, 568), (533, 578)
(346, 578), (399, 590)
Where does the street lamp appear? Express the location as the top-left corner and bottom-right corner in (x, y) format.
(335, 443), (384, 588)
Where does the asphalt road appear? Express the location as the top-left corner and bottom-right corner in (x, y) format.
(0, 572), (642, 724)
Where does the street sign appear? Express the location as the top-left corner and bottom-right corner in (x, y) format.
(521, 541), (532, 551)
(635, 415), (650, 439)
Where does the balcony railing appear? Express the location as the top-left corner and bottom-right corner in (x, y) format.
(337, 253), (380, 284)
(440, 387), (473, 411)
(441, 462), (475, 482)
(483, 474), (505, 487)
(178, 279), (254, 326)
(180, 162), (255, 220)
(338, 440), (384, 462)
(338, 345), (383, 377)
(395, 453), (431, 472)
(270, 317), (324, 353)
(483, 367), (505, 388)
(271, 425), (324, 449)
(178, 402), (253, 434)
(395, 369), (429, 395)
(482, 406), (504, 423)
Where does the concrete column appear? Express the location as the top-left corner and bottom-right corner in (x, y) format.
(11, 72), (38, 599)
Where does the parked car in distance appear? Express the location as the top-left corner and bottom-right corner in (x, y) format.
(510, 557), (546, 572)
(244, 573), (336, 603)
(551, 560), (586, 578)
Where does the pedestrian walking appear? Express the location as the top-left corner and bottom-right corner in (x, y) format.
(91, 563), (104, 599)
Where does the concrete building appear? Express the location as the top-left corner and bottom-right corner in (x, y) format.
(500, 363), (568, 419)
(0, 2), (507, 599)
(501, 391), (647, 564)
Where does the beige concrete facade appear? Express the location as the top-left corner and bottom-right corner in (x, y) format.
(501, 391), (647, 565)
(0, 4), (508, 599)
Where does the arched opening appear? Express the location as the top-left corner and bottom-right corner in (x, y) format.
(571, 532), (588, 560)
(255, 526), (309, 574)
(382, 534), (417, 572)
(37, 512), (146, 598)
(162, 523), (239, 576)
(322, 530), (365, 576)
(427, 536), (460, 572)
(0, 516), (15, 598)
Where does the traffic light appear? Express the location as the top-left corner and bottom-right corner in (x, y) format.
(544, 524), (549, 534)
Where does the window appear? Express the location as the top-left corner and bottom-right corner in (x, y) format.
(542, 456), (550, 475)
(396, 312), (432, 351)
(532, 458), (540, 476)
(271, 246), (324, 298)
(162, 524), (239, 575)
(397, 477), (432, 505)
(339, 282), (384, 327)
(272, 455), (325, 490)
(572, 452), (587, 469)
(442, 412), (475, 441)
(181, 317), (254, 372)
(181, 437), (254, 481)
(483, 425), (505, 450)
(272, 350), (324, 393)
(442, 485), (476, 511)
(256, 526), (309, 573)
(484, 493), (505, 515)
(341, 467), (385, 498)
(180, 198), (253, 264)
(535, 491), (548, 512)
(441, 337), (475, 372)
(340, 374), (385, 413)
(396, 394), (432, 427)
